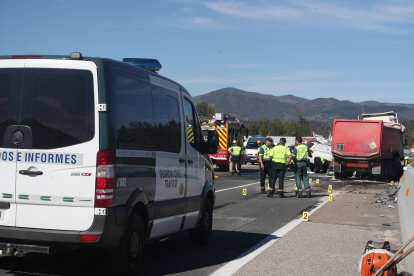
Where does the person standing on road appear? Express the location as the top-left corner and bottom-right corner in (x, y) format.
(258, 137), (273, 193)
(228, 140), (242, 176)
(289, 136), (311, 198)
(268, 137), (291, 198)
(256, 139), (262, 161)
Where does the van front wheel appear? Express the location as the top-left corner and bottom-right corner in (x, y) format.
(190, 199), (213, 244)
(108, 213), (145, 274)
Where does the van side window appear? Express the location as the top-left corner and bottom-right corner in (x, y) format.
(152, 86), (181, 153)
(19, 69), (94, 149)
(183, 98), (201, 150)
(110, 71), (155, 150)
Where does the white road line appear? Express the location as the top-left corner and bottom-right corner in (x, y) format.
(210, 195), (332, 276)
(216, 182), (260, 193)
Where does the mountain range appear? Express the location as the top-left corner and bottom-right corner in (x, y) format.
(193, 88), (414, 122)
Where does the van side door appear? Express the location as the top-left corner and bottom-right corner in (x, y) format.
(149, 76), (186, 238)
(182, 97), (206, 229)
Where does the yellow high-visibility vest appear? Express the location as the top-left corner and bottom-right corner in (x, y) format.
(295, 144), (308, 160)
(229, 146), (242, 156)
(270, 145), (291, 163)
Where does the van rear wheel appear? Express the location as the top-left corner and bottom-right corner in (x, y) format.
(190, 198), (213, 244)
(108, 213), (145, 274)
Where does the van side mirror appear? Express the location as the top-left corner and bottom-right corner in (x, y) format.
(201, 129), (218, 154)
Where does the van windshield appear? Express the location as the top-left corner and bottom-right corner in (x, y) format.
(0, 68), (94, 149)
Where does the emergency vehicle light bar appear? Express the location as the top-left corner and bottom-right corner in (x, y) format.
(122, 58), (162, 72)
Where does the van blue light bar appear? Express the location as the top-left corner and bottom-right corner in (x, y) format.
(122, 58), (162, 72)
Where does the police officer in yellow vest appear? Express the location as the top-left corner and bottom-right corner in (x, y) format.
(229, 140), (242, 176)
(268, 137), (291, 198)
(258, 137), (273, 193)
(288, 136), (311, 198)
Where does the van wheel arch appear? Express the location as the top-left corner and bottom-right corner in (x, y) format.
(130, 203), (149, 237)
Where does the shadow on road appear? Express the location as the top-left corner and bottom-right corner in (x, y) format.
(0, 230), (269, 276)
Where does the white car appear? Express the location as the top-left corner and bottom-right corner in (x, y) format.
(308, 143), (333, 173)
(243, 136), (265, 164)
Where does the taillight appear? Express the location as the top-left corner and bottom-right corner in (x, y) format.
(79, 234), (99, 243)
(95, 150), (115, 207)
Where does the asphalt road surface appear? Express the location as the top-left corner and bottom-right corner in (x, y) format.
(0, 165), (334, 276)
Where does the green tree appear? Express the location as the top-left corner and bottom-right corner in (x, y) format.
(196, 101), (215, 118)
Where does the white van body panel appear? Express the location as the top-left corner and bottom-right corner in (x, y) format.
(11, 59), (99, 231)
(0, 60), (25, 227)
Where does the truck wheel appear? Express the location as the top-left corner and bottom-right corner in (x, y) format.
(391, 159), (403, 181)
(108, 213), (145, 274)
(334, 172), (344, 179)
(190, 198), (213, 244)
(219, 165), (229, 172)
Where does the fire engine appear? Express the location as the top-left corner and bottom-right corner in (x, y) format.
(201, 113), (247, 171)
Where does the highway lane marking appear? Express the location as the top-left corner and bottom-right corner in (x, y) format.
(210, 193), (333, 276)
(216, 182), (260, 193)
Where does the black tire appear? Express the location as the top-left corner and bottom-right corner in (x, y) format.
(391, 158), (403, 181)
(219, 164), (229, 172)
(108, 213), (145, 274)
(322, 162), (329, 174)
(190, 199), (213, 244)
(345, 171), (354, 178)
(314, 157), (321, 173)
(309, 163), (315, 172)
(334, 172), (344, 179)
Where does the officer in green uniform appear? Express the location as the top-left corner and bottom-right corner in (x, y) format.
(228, 140), (242, 176)
(268, 138), (291, 198)
(289, 136), (311, 198)
(258, 137), (273, 193)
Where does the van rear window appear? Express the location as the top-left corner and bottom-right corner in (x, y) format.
(0, 68), (94, 149)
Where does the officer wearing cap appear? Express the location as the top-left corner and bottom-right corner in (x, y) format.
(288, 136), (312, 198)
(268, 137), (291, 197)
(258, 137), (274, 193)
(228, 140), (242, 176)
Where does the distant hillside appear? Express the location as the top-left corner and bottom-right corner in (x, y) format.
(193, 87), (414, 122)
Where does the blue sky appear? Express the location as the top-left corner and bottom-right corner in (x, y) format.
(1, 0), (413, 103)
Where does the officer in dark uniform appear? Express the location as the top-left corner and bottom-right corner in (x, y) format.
(289, 136), (312, 198)
(268, 137), (291, 198)
(258, 137), (273, 193)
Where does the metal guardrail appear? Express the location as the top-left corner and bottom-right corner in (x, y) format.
(398, 163), (414, 273)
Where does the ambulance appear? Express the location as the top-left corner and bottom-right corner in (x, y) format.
(0, 53), (217, 273)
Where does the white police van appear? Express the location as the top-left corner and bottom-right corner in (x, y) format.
(0, 53), (217, 273)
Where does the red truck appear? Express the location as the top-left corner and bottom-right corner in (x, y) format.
(331, 112), (404, 180)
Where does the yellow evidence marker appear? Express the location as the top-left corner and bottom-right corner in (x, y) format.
(316, 179), (320, 184)
(328, 184), (333, 193)
(329, 193), (334, 202)
(302, 211), (309, 222)
(309, 178), (313, 184)
(242, 188), (247, 196)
